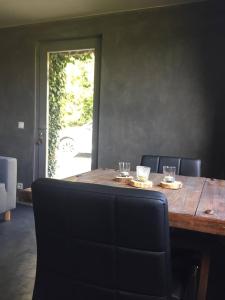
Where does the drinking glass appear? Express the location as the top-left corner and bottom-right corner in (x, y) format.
(163, 166), (176, 183)
(136, 166), (151, 182)
(119, 162), (131, 177)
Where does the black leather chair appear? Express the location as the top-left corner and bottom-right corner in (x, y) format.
(141, 156), (209, 298)
(32, 178), (197, 300)
(141, 155), (201, 177)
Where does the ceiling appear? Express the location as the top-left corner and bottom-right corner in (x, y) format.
(0, 0), (204, 28)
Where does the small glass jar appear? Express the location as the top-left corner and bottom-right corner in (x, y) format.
(163, 166), (176, 183)
(119, 162), (131, 177)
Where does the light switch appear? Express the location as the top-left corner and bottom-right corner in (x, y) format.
(18, 121), (24, 129)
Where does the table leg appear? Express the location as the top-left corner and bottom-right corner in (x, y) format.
(197, 252), (210, 300)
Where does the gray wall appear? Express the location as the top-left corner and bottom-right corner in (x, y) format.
(0, 1), (224, 187)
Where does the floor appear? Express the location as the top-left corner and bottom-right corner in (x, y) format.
(0, 204), (36, 300)
(0, 204), (225, 300)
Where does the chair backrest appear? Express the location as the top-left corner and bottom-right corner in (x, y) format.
(141, 155), (201, 177)
(32, 178), (172, 300)
(141, 155), (159, 173)
(158, 156), (181, 175)
(180, 158), (201, 177)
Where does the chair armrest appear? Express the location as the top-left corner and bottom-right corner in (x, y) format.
(0, 156), (17, 205)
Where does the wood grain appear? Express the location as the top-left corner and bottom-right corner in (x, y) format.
(194, 178), (225, 235)
(197, 252), (211, 300)
(68, 169), (205, 216)
(159, 180), (182, 189)
(129, 179), (153, 188)
(55, 169), (225, 236)
(197, 179), (225, 220)
(114, 176), (133, 184)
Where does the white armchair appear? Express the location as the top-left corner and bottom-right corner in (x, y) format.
(0, 156), (17, 221)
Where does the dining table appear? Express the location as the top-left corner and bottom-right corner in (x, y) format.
(65, 168), (225, 300)
(65, 168), (225, 237)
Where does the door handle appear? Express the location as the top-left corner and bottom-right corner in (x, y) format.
(36, 138), (43, 145)
(36, 129), (45, 145)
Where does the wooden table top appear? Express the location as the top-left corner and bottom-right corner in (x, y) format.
(65, 169), (225, 236)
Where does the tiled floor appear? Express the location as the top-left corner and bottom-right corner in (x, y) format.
(0, 204), (225, 300)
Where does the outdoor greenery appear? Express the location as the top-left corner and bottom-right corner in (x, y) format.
(48, 50), (94, 177)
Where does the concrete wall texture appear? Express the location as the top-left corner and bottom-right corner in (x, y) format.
(0, 1), (224, 187)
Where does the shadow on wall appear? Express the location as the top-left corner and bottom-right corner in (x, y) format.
(202, 2), (225, 179)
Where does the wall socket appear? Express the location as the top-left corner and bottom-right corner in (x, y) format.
(17, 183), (24, 190)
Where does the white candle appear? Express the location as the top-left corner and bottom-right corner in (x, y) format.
(164, 175), (175, 183)
(137, 175), (148, 182)
(121, 171), (129, 177)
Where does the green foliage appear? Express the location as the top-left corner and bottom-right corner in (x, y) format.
(48, 53), (69, 177)
(62, 52), (94, 126)
(48, 50), (94, 178)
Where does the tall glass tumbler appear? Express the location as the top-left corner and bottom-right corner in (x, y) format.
(136, 166), (151, 182)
